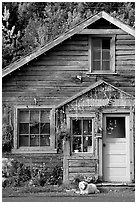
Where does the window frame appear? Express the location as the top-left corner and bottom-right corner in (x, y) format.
(13, 105), (56, 153)
(67, 113), (95, 155)
(88, 34), (115, 74)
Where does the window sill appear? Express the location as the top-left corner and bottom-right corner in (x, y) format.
(86, 72), (118, 75)
(12, 148), (57, 154)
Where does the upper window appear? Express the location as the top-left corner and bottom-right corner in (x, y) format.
(89, 36), (115, 73)
(14, 107), (56, 152)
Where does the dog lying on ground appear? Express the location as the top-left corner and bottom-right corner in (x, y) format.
(79, 181), (100, 194)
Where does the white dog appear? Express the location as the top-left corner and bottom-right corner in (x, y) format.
(79, 181), (100, 194)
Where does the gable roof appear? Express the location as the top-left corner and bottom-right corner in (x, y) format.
(56, 80), (135, 109)
(2, 11), (135, 78)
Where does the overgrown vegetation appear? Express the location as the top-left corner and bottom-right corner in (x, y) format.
(2, 2), (135, 68)
(2, 158), (63, 188)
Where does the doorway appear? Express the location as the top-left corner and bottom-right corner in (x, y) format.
(103, 114), (130, 182)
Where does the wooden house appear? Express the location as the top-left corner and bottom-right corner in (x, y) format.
(2, 11), (135, 183)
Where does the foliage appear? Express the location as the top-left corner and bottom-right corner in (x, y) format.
(2, 158), (63, 188)
(2, 106), (13, 152)
(2, 2), (135, 68)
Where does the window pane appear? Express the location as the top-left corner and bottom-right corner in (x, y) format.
(102, 39), (110, 49)
(83, 120), (92, 135)
(93, 39), (101, 48)
(106, 117), (125, 138)
(30, 123), (39, 134)
(19, 123), (29, 134)
(19, 111), (29, 123)
(41, 110), (50, 122)
(93, 61), (101, 70)
(30, 111), (39, 122)
(102, 61), (110, 70)
(30, 135), (39, 146)
(40, 123), (50, 134)
(40, 135), (50, 146)
(19, 135), (29, 147)
(102, 50), (110, 60)
(73, 136), (82, 152)
(93, 50), (101, 60)
(83, 136), (92, 152)
(72, 120), (81, 135)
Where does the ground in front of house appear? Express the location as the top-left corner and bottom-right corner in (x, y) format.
(2, 185), (135, 202)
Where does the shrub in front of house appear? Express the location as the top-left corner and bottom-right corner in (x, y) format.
(2, 158), (63, 188)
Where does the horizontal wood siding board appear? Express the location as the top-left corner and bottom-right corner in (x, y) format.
(116, 50), (135, 55)
(116, 61), (135, 65)
(47, 51), (88, 56)
(30, 61), (88, 66)
(116, 40), (135, 45)
(116, 55), (135, 60)
(116, 45), (134, 50)
(69, 160), (96, 167)
(116, 34), (135, 40)
(69, 173), (96, 180)
(69, 167), (95, 173)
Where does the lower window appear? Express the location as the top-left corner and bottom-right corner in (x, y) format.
(71, 118), (94, 153)
(18, 109), (51, 147)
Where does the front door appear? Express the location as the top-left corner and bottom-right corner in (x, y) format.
(103, 114), (130, 182)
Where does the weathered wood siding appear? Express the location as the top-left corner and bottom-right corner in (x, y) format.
(2, 33), (135, 107)
(2, 32), (135, 139)
(68, 157), (98, 180)
(3, 152), (63, 170)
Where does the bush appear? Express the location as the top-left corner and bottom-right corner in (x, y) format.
(2, 124), (13, 152)
(46, 165), (63, 185)
(2, 158), (63, 188)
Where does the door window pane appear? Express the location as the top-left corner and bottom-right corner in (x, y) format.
(106, 117), (125, 138)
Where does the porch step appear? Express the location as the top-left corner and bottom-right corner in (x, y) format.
(96, 182), (135, 193)
(97, 182), (135, 187)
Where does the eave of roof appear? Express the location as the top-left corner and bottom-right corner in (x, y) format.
(2, 11), (135, 78)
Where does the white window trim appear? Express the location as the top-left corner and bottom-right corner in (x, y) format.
(12, 105), (57, 153)
(88, 34), (116, 74)
(66, 113), (95, 155)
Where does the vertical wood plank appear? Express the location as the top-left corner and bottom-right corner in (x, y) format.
(129, 107), (134, 181)
(88, 36), (92, 72)
(14, 108), (18, 149)
(63, 156), (69, 183)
